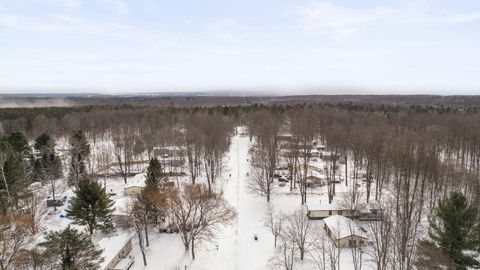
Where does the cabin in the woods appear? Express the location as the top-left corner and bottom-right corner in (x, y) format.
(306, 204), (356, 219)
(124, 173), (146, 196)
(98, 233), (134, 270)
(307, 203), (383, 221)
(323, 215), (369, 248)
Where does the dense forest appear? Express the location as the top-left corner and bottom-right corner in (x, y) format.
(1, 96), (480, 269)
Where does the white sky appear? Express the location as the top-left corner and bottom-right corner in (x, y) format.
(0, 0), (479, 95)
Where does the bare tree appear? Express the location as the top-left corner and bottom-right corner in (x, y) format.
(269, 235), (297, 270)
(200, 115), (230, 192)
(348, 222), (364, 270)
(285, 208), (314, 260)
(366, 203), (393, 270)
(263, 205), (284, 247)
(166, 184), (236, 259)
(290, 110), (317, 204)
(248, 112), (281, 202)
(21, 190), (47, 234)
(112, 125), (136, 184)
(0, 213), (32, 270)
(308, 230), (328, 270)
(128, 200), (148, 266)
(182, 116), (203, 185)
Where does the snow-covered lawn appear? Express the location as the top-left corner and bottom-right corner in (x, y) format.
(126, 133), (371, 270)
(40, 131), (375, 270)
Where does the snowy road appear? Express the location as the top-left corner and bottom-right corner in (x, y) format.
(128, 131), (357, 269)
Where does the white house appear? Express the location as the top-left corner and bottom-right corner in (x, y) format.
(323, 215), (368, 248)
(124, 173), (146, 196)
(98, 233), (134, 270)
(306, 203), (355, 219)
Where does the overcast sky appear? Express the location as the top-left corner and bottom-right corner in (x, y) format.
(0, 0), (479, 95)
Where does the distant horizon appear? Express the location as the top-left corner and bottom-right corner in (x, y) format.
(0, 86), (479, 96)
(0, 90), (479, 97)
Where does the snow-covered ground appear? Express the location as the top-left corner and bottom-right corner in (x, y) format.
(126, 132), (371, 270)
(40, 131), (375, 270)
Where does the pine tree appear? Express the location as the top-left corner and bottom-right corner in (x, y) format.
(68, 131), (90, 186)
(33, 133), (63, 181)
(2, 153), (28, 209)
(32, 158), (45, 182)
(34, 133), (56, 155)
(145, 157), (162, 191)
(39, 226), (104, 270)
(429, 191), (480, 270)
(6, 132), (30, 156)
(67, 178), (114, 235)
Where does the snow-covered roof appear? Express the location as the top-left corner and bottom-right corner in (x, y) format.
(125, 173), (146, 188)
(97, 232), (132, 270)
(323, 215), (367, 240)
(306, 203), (347, 211)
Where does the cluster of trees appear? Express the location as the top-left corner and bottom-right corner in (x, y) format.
(244, 106), (480, 269)
(265, 207), (343, 270)
(1, 99), (480, 269)
(128, 158), (236, 266)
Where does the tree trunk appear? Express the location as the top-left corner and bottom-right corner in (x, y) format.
(191, 237), (196, 260)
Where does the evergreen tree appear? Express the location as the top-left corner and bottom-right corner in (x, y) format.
(34, 133), (56, 155)
(67, 178), (114, 235)
(39, 226), (104, 270)
(145, 157), (162, 191)
(1, 152), (28, 209)
(68, 131), (90, 186)
(429, 191), (480, 270)
(32, 158), (45, 182)
(33, 133), (63, 181)
(6, 132), (30, 156)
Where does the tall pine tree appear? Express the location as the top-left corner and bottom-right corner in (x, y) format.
(67, 178), (114, 235)
(429, 191), (480, 269)
(68, 131), (90, 186)
(40, 226), (104, 270)
(145, 157), (163, 191)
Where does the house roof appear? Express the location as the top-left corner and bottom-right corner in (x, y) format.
(125, 173), (146, 188)
(306, 203), (348, 211)
(323, 215), (367, 240)
(97, 232), (132, 270)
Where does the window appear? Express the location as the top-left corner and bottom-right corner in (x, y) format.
(328, 210), (332, 215)
(338, 210), (343, 215)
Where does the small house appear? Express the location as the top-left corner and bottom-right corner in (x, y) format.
(124, 173), (146, 196)
(98, 233), (134, 270)
(323, 215), (368, 248)
(306, 204), (355, 219)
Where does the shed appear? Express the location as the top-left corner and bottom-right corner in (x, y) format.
(323, 215), (368, 248)
(98, 233), (134, 270)
(124, 173), (146, 196)
(306, 203), (355, 219)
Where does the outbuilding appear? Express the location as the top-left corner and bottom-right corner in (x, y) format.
(98, 233), (134, 270)
(323, 215), (368, 248)
(306, 203), (356, 219)
(123, 173), (146, 196)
